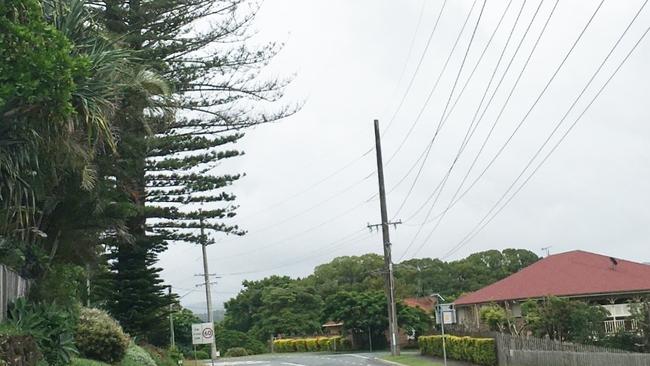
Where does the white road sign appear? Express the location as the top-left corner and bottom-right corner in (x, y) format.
(192, 322), (214, 345)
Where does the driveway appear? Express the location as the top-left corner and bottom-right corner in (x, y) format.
(197, 352), (392, 366)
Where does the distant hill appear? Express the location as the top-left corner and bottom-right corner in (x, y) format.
(196, 309), (225, 322)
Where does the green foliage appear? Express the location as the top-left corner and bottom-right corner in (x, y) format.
(74, 307), (129, 364)
(323, 291), (387, 336)
(169, 307), (201, 353)
(6, 298), (78, 366)
(225, 278), (323, 341)
(224, 347), (248, 357)
(629, 298), (650, 352)
(397, 249), (539, 299)
(419, 335), (496, 366)
(305, 254), (386, 300)
(595, 330), (644, 352)
(214, 324), (266, 355)
(397, 304), (433, 336)
(479, 304), (508, 332)
(141, 344), (183, 366)
(119, 344), (157, 366)
(29, 264), (86, 307)
(0, 0), (76, 120)
(522, 296), (609, 343)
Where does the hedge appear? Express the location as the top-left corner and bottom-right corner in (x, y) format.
(273, 336), (351, 353)
(419, 335), (496, 366)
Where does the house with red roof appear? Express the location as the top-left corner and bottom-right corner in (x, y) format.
(453, 250), (650, 333)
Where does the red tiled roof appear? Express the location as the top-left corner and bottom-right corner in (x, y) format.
(403, 297), (437, 313)
(454, 250), (650, 306)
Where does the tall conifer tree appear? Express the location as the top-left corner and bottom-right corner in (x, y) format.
(95, 0), (295, 341)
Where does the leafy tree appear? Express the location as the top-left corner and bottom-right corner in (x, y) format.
(249, 283), (323, 341)
(1, 0), (151, 282)
(322, 291), (388, 349)
(214, 324), (266, 354)
(306, 254), (386, 299)
(397, 303), (433, 337)
(171, 306), (201, 352)
(397, 249), (539, 300)
(224, 276), (295, 334)
(522, 296), (609, 344)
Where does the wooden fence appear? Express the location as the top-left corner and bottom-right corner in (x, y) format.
(495, 332), (650, 366)
(0, 264), (29, 322)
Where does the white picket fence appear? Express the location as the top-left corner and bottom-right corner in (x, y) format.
(0, 264), (29, 322)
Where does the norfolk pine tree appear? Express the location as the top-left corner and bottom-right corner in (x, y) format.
(94, 0), (296, 342)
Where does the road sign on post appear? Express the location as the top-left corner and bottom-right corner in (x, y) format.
(192, 323), (214, 345)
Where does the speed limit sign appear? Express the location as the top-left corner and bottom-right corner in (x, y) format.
(192, 323), (214, 344)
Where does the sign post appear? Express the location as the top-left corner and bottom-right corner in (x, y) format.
(192, 323), (215, 365)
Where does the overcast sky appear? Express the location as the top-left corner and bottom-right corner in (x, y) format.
(158, 0), (650, 312)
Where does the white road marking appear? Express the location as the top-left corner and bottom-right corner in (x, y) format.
(281, 362), (307, 366)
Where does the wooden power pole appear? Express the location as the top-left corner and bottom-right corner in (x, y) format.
(370, 119), (401, 356)
(199, 215), (218, 360)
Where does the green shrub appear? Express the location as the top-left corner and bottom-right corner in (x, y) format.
(419, 335), (496, 366)
(75, 307), (129, 364)
(294, 339), (306, 352)
(273, 339), (295, 352)
(224, 347), (248, 357)
(316, 337), (330, 351)
(120, 344), (156, 366)
(6, 298), (77, 366)
(214, 326), (266, 354)
(304, 338), (319, 352)
(273, 336), (351, 353)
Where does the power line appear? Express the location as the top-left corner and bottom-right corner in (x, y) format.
(403, 0), (557, 228)
(217, 229), (372, 276)
(392, 0), (487, 219)
(442, 2), (649, 260)
(397, 0), (535, 259)
(383, 0), (450, 134)
(386, 0), (480, 166)
(410, 0), (605, 260)
(402, 0), (538, 225)
(379, 0), (428, 122)
(226, 0), (446, 229)
(215, 198), (372, 261)
(383, 0), (517, 200)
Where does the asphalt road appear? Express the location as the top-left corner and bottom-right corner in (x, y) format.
(198, 352), (392, 366)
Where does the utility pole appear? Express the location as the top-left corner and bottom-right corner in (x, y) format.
(370, 119), (401, 356)
(200, 215), (218, 360)
(168, 285), (175, 348)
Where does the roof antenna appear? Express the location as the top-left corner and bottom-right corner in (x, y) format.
(609, 257), (618, 270)
(541, 246), (552, 257)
